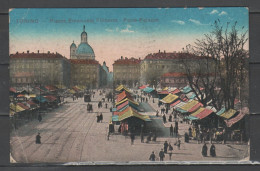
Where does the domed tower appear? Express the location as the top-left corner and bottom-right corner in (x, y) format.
(81, 25), (87, 43)
(70, 40), (77, 59)
(75, 25), (95, 60)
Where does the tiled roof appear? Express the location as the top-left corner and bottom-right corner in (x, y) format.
(10, 52), (65, 59)
(144, 52), (208, 60)
(113, 58), (141, 65)
(70, 59), (99, 65)
(162, 72), (187, 77)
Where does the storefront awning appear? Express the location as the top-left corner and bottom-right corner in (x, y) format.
(188, 102), (203, 113)
(115, 85), (130, 93)
(170, 100), (181, 107)
(139, 85), (148, 89)
(219, 109), (237, 119)
(180, 100), (199, 111)
(118, 107), (151, 122)
(195, 108), (213, 119)
(225, 110), (247, 127)
(191, 107), (205, 117)
(216, 107), (225, 116)
(186, 115), (199, 121)
(116, 91), (133, 103)
(142, 87), (154, 93)
(157, 90), (169, 95)
(115, 98), (139, 106)
(10, 103), (25, 112)
(170, 89), (180, 94)
(182, 86), (192, 94)
(173, 101), (186, 109)
(161, 93), (179, 104)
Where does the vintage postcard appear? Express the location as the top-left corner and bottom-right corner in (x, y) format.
(9, 8), (249, 163)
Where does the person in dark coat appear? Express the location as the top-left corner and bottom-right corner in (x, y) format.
(38, 114), (42, 122)
(141, 133), (144, 143)
(159, 149), (165, 161)
(210, 144), (216, 157)
(36, 133), (41, 144)
(152, 132), (157, 141)
(130, 132), (135, 145)
(168, 114), (172, 122)
(166, 107), (168, 114)
(99, 113), (103, 123)
(149, 151), (156, 161)
(163, 114), (166, 124)
(164, 141), (169, 153)
(96, 114), (100, 123)
(105, 103), (108, 109)
(188, 127), (192, 137)
(170, 124), (174, 137)
(156, 110), (159, 117)
(202, 143), (208, 157)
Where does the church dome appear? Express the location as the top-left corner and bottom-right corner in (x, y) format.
(76, 42), (95, 55)
(70, 41), (76, 48)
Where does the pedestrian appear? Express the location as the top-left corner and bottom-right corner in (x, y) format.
(168, 114), (172, 122)
(156, 110), (159, 117)
(96, 114), (100, 123)
(188, 127), (192, 137)
(149, 151), (156, 161)
(166, 107), (168, 114)
(141, 132), (144, 143)
(173, 126), (177, 137)
(176, 138), (181, 150)
(159, 149), (165, 161)
(210, 144), (216, 157)
(107, 131), (110, 141)
(38, 113), (42, 122)
(152, 132), (157, 142)
(202, 143), (208, 157)
(153, 98), (155, 103)
(185, 132), (189, 143)
(162, 108), (165, 114)
(105, 103), (108, 109)
(130, 132), (135, 145)
(168, 143), (173, 160)
(100, 113), (103, 123)
(160, 108), (163, 114)
(36, 133), (41, 144)
(164, 141), (169, 153)
(163, 114), (166, 124)
(170, 124), (173, 137)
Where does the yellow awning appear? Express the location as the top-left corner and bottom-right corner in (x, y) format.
(118, 107), (150, 121)
(163, 87), (168, 91)
(115, 98), (139, 106)
(181, 100), (199, 111)
(191, 107), (205, 117)
(115, 85), (130, 93)
(10, 103), (25, 112)
(25, 94), (36, 98)
(220, 109), (237, 119)
(161, 93), (179, 104)
(69, 89), (76, 94)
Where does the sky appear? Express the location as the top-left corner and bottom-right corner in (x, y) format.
(9, 8), (249, 70)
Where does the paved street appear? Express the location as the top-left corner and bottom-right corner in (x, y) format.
(10, 90), (249, 163)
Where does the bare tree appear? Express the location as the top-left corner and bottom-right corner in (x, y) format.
(182, 20), (248, 110)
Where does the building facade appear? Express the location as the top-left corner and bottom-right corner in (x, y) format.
(70, 25), (95, 60)
(140, 50), (214, 87)
(160, 72), (188, 88)
(113, 57), (141, 88)
(10, 51), (71, 87)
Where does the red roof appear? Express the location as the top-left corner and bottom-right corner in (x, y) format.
(44, 95), (57, 102)
(27, 100), (37, 105)
(195, 108), (213, 119)
(45, 85), (57, 91)
(139, 85), (148, 89)
(17, 103), (30, 110)
(170, 100), (181, 107)
(116, 91), (133, 103)
(170, 89), (180, 94)
(162, 72), (187, 77)
(10, 87), (16, 93)
(113, 58), (141, 65)
(144, 52), (209, 60)
(116, 101), (129, 111)
(188, 103), (203, 113)
(157, 90), (169, 95)
(10, 52), (65, 59)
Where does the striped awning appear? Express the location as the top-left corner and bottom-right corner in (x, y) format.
(161, 93), (179, 104)
(180, 100), (199, 111)
(219, 109), (237, 119)
(118, 107), (151, 122)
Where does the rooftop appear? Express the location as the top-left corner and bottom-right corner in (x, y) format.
(113, 57), (141, 65)
(10, 51), (66, 59)
(144, 51), (209, 60)
(70, 59), (99, 65)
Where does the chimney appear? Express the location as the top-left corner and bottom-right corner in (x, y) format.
(27, 50), (29, 53)
(38, 50), (39, 53)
